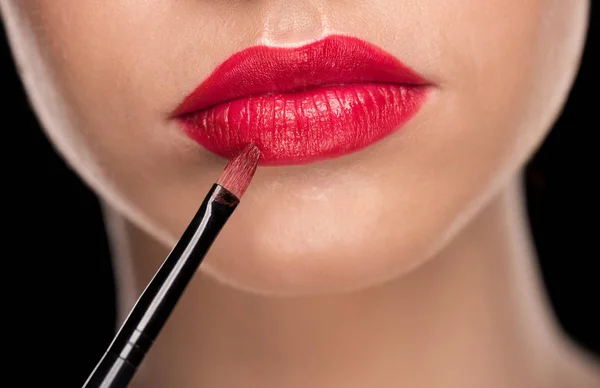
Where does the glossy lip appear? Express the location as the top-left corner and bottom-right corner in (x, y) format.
(174, 34), (431, 165)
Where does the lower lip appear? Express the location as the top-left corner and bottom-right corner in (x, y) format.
(179, 83), (427, 165)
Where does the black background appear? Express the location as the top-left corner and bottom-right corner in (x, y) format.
(2, 5), (598, 387)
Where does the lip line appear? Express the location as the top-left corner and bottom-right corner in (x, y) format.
(175, 80), (429, 118)
(174, 34), (431, 165)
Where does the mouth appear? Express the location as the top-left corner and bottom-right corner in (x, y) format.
(173, 35), (431, 166)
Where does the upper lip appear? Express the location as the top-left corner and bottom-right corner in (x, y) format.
(173, 34), (430, 116)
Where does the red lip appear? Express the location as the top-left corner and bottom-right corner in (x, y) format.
(174, 35), (430, 165)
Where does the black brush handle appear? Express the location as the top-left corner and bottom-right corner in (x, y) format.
(82, 184), (238, 388)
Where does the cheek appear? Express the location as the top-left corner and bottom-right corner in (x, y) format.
(2, 1), (235, 242)
(414, 0), (588, 212)
(440, 0), (587, 144)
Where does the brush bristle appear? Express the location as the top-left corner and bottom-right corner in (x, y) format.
(216, 144), (260, 198)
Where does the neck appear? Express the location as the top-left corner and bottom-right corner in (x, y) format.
(103, 177), (583, 388)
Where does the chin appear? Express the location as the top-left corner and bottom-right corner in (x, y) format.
(172, 165), (472, 297)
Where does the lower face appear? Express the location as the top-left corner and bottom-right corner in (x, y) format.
(1, 1), (588, 295)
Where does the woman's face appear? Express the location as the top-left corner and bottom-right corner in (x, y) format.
(2, 1), (588, 295)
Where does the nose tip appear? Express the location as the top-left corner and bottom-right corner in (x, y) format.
(260, 1), (329, 46)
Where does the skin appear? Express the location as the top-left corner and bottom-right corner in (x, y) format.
(2, 1), (598, 387)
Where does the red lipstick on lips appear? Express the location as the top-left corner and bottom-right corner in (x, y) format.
(174, 35), (430, 165)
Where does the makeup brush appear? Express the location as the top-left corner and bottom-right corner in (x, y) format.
(82, 144), (260, 388)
